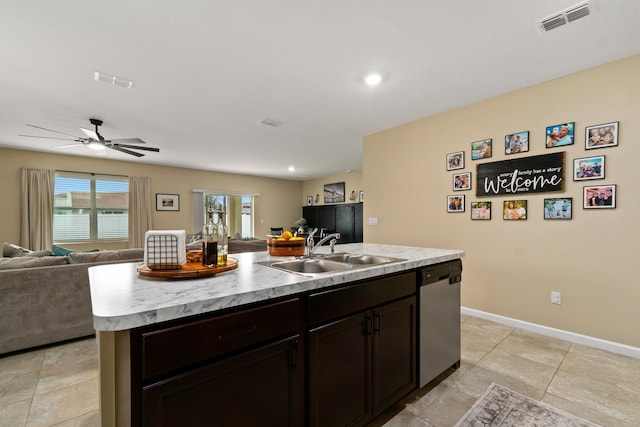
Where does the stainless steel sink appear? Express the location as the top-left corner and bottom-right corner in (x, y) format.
(321, 253), (404, 265)
(257, 252), (406, 277)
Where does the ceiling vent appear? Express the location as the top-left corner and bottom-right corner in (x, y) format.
(537, 1), (594, 33)
(259, 118), (282, 127)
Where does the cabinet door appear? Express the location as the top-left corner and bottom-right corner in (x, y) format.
(335, 205), (355, 243)
(142, 337), (300, 427)
(354, 203), (363, 242)
(308, 312), (371, 427)
(372, 296), (416, 415)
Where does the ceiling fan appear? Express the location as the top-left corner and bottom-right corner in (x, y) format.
(20, 118), (160, 157)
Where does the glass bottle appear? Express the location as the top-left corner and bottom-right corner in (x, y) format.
(217, 212), (228, 266)
(202, 211), (218, 267)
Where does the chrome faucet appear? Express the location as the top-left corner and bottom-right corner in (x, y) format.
(307, 230), (341, 257)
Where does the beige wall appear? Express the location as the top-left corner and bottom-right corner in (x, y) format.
(0, 148), (303, 250)
(363, 55), (639, 347)
(301, 172), (363, 207)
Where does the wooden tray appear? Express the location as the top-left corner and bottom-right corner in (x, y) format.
(137, 258), (238, 279)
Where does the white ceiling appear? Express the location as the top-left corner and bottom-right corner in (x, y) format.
(1, 1), (639, 180)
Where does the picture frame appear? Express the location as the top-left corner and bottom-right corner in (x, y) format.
(471, 201), (491, 220)
(546, 122), (575, 148)
(544, 198), (573, 220)
(446, 151), (464, 170)
(447, 195), (465, 212)
(156, 193), (180, 211)
(307, 196), (313, 206)
(505, 131), (529, 155)
(583, 184), (616, 209)
(573, 155), (605, 181)
(359, 190), (364, 203)
(585, 121), (619, 149)
(503, 200), (527, 220)
(471, 139), (492, 160)
(453, 172), (471, 191)
(323, 182), (345, 203)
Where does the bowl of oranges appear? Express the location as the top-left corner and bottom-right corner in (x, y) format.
(267, 230), (306, 256)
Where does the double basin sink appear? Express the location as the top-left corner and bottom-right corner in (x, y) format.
(257, 253), (407, 277)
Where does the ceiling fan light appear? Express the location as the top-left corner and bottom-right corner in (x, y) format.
(88, 141), (106, 151)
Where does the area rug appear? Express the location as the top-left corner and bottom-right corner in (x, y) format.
(455, 383), (601, 426)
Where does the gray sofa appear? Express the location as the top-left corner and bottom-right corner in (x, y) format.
(0, 247), (144, 355)
(0, 239), (267, 355)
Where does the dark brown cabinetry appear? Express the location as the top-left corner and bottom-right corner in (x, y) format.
(303, 203), (363, 243)
(307, 272), (416, 427)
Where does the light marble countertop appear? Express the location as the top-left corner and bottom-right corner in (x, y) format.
(89, 243), (463, 332)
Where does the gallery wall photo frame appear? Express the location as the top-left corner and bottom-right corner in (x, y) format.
(573, 155), (605, 181)
(453, 172), (471, 191)
(156, 193), (180, 211)
(471, 201), (491, 220)
(546, 122), (575, 148)
(544, 198), (573, 220)
(583, 184), (616, 209)
(359, 190), (364, 203)
(446, 151), (464, 170)
(307, 196), (313, 206)
(505, 131), (529, 155)
(447, 195), (465, 212)
(471, 139), (492, 160)
(324, 182), (345, 203)
(585, 121), (619, 149)
(503, 200), (527, 220)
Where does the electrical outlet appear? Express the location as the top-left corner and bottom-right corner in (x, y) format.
(551, 291), (561, 304)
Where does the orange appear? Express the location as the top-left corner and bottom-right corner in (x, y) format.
(281, 230), (293, 240)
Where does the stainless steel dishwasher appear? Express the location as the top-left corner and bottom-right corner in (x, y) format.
(418, 259), (462, 387)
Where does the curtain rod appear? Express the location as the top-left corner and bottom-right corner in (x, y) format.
(56, 169), (129, 178)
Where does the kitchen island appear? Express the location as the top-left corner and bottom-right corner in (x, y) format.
(89, 243), (463, 427)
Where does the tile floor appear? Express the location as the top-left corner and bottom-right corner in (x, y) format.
(1, 315), (639, 426)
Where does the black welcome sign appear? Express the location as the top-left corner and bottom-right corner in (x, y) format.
(476, 152), (565, 196)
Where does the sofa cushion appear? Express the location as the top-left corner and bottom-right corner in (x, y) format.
(116, 248), (145, 260)
(67, 251), (120, 264)
(2, 243), (32, 257)
(25, 250), (53, 257)
(0, 256), (68, 270)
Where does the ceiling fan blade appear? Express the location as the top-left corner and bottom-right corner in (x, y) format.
(108, 145), (145, 157)
(25, 124), (81, 138)
(19, 134), (80, 141)
(111, 144), (159, 152)
(80, 127), (100, 140)
(109, 138), (147, 145)
(52, 143), (83, 148)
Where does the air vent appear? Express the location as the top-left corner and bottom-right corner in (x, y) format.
(259, 118), (282, 127)
(537, 1), (594, 33)
(94, 71), (134, 89)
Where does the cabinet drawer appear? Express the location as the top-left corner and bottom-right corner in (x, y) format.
(309, 271), (415, 326)
(141, 298), (299, 379)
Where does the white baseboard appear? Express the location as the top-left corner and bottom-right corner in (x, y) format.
(461, 307), (640, 360)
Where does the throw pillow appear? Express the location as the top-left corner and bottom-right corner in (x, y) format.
(51, 244), (76, 256)
(2, 243), (32, 257)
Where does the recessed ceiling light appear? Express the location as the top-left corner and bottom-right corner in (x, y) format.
(364, 73), (383, 86)
(288, 166), (295, 172)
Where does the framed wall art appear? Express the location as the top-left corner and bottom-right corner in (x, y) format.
(447, 195), (465, 212)
(156, 193), (180, 211)
(586, 121), (618, 149)
(471, 139), (492, 160)
(544, 198), (572, 220)
(453, 172), (471, 191)
(324, 182), (345, 203)
(446, 151), (464, 170)
(546, 122), (574, 148)
(505, 131), (529, 155)
(307, 196), (313, 206)
(359, 190), (364, 203)
(471, 201), (491, 220)
(573, 155), (605, 181)
(583, 184), (616, 209)
(503, 200), (527, 220)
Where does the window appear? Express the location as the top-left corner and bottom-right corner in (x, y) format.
(193, 191), (255, 239)
(53, 171), (129, 242)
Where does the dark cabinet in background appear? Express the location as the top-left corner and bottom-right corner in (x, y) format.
(303, 203), (363, 243)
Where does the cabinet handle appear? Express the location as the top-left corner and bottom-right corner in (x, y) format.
(373, 312), (380, 333)
(364, 313), (373, 335)
(218, 325), (257, 341)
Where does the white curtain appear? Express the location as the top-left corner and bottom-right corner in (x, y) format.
(20, 168), (55, 251)
(128, 176), (152, 248)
